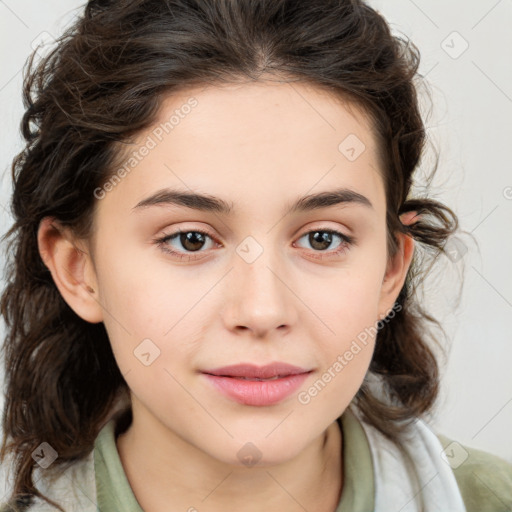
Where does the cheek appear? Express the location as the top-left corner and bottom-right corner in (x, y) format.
(93, 247), (168, 367)
(301, 264), (383, 387)
(94, 245), (211, 376)
(312, 264), (385, 340)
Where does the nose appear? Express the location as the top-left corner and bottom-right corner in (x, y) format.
(220, 248), (298, 339)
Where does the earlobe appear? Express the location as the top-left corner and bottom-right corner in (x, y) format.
(37, 216), (104, 323)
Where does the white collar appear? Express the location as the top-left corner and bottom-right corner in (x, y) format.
(353, 408), (467, 512)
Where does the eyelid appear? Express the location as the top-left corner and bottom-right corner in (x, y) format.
(154, 222), (355, 260)
(156, 223), (219, 242)
(156, 222), (351, 243)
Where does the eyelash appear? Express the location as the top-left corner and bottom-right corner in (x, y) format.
(154, 227), (354, 261)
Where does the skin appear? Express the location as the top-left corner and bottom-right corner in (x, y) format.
(38, 80), (415, 512)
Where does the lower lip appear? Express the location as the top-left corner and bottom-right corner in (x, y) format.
(203, 372), (311, 406)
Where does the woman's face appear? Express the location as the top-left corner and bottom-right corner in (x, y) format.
(83, 80), (410, 465)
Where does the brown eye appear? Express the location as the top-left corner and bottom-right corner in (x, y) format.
(175, 231), (208, 252)
(155, 229), (217, 260)
(295, 229), (352, 255)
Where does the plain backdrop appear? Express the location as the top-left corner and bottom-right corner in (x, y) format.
(1, 0), (511, 500)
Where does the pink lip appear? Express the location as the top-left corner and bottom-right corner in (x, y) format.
(201, 362), (312, 406)
(203, 362), (310, 379)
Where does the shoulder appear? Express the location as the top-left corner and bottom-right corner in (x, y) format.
(437, 433), (512, 512)
(0, 449), (97, 511)
(0, 498), (30, 512)
(0, 409), (128, 512)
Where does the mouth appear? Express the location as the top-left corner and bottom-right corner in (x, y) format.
(201, 362), (312, 379)
(200, 362), (313, 406)
(214, 375), (289, 381)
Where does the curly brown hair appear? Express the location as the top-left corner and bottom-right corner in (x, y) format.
(1, 0), (469, 510)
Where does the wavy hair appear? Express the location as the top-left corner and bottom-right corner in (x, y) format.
(1, 0), (468, 510)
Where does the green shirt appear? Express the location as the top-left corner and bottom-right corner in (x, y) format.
(93, 408), (512, 511)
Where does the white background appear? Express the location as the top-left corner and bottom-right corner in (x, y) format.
(1, 0), (511, 501)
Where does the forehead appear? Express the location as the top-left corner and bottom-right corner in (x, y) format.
(152, 80), (379, 158)
(98, 80), (385, 219)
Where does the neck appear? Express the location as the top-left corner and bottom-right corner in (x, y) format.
(116, 408), (343, 512)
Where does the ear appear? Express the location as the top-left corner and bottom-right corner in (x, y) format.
(37, 216), (104, 323)
(377, 230), (415, 318)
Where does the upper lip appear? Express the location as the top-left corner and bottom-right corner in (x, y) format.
(202, 362), (311, 379)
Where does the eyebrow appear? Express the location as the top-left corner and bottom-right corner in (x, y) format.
(132, 187), (374, 215)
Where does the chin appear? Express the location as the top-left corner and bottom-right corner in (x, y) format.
(208, 436), (308, 469)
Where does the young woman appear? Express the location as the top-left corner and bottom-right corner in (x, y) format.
(1, 0), (511, 511)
